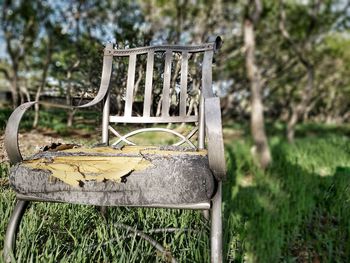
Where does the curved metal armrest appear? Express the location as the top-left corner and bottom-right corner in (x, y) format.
(5, 48), (113, 165)
(5, 101), (38, 165)
(74, 48), (112, 109)
(5, 86), (109, 166)
(4, 102), (79, 165)
(204, 97), (226, 180)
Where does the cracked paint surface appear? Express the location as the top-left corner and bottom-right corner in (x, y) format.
(22, 146), (207, 187)
(24, 155), (151, 187)
(63, 145), (208, 156)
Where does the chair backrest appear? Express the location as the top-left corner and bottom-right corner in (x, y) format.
(100, 37), (222, 149)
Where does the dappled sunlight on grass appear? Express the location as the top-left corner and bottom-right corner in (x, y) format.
(223, 134), (350, 262)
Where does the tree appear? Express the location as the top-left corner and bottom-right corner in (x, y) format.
(32, 22), (57, 128)
(0, 0), (45, 107)
(278, 0), (349, 142)
(243, 0), (271, 169)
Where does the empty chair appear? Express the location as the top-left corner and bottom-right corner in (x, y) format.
(4, 36), (226, 262)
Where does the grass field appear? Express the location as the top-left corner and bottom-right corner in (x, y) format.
(1, 110), (350, 262)
(223, 126), (350, 262)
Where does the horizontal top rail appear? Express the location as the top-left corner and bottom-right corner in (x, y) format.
(104, 43), (215, 56)
(109, 115), (198, 124)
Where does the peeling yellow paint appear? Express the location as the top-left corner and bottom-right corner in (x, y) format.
(62, 147), (124, 154)
(140, 149), (207, 156)
(24, 156), (151, 187)
(63, 145), (207, 156)
(23, 145), (207, 187)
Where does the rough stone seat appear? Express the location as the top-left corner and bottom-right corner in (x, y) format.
(9, 145), (215, 208)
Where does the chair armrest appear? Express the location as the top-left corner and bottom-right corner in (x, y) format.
(5, 51), (113, 165)
(204, 97), (226, 180)
(5, 94), (110, 166)
(5, 102), (38, 164)
(4, 102), (75, 164)
(73, 48), (112, 109)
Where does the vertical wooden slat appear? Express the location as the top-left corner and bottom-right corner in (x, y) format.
(179, 51), (188, 117)
(161, 50), (173, 117)
(124, 53), (137, 117)
(143, 51), (154, 117)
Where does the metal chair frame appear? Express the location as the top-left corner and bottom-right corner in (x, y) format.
(3, 37), (226, 262)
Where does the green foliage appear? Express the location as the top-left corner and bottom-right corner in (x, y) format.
(0, 108), (100, 136)
(0, 108), (12, 131)
(1, 0), (349, 125)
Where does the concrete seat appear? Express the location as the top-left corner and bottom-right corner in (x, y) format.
(10, 146), (215, 208)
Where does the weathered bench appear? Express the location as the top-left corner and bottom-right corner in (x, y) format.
(4, 37), (226, 262)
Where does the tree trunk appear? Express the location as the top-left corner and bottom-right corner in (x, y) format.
(33, 89), (42, 128)
(286, 65), (314, 142)
(66, 67), (76, 128)
(155, 97), (162, 117)
(66, 80), (74, 127)
(67, 111), (74, 127)
(287, 105), (298, 142)
(20, 78), (31, 103)
(133, 67), (143, 96)
(244, 17), (271, 169)
(33, 39), (52, 128)
(10, 76), (19, 108)
(279, 1), (315, 142)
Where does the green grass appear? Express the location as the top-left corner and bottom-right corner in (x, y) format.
(223, 132), (350, 262)
(0, 108), (101, 135)
(1, 111), (350, 262)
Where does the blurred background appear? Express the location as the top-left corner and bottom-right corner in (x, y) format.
(1, 0), (350, 262)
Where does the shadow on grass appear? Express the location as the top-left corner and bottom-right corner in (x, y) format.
(224, 121), (350, 141)
(223, 142), (350, 262)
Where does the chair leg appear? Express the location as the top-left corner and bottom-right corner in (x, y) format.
(96, 206), (108, 218)
(202, 210), (210, 220)
(3, 200), (29, 263)
(211, 182), (222, 263)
